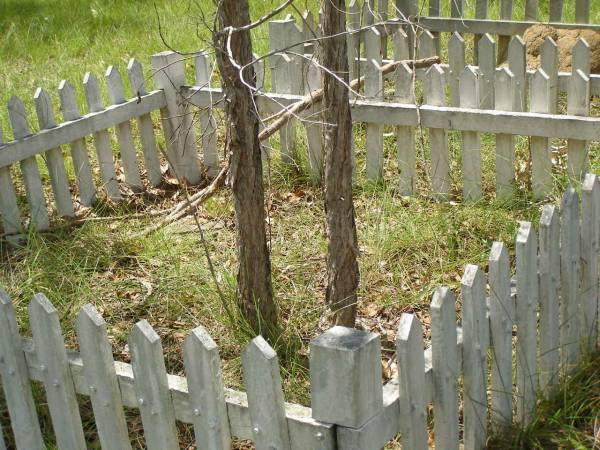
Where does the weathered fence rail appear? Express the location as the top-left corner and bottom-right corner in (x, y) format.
(1, 174), (599, 449)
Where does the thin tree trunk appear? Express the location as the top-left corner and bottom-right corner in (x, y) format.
(213, 0), (279, 340)
(320, 0), (360, 326)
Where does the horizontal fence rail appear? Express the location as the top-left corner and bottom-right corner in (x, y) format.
(1, 174), (599, 449)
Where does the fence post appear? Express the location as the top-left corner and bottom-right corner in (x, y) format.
(151, 51), (201, 184)
(310, 326), (383, 445)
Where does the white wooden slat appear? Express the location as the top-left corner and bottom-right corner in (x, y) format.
(530, 69), (552, 199)
(242, 336), (291, 450)
(488, 242), (513, 430)
(539, 205), (561, 395)
(561, 187), (581, 370)
(473, 0), (488, 64)
(0, 290), (44, 449)
(151, 51), (201, 184)
(508, 36), (527, 112)
(365, 27), (384, 182)
(194, 53), (219, 176)
(127, 58), (162, 187)
(549, 0), (564, 21)
(364, 0), (376, 25)
(76, 304), (131, 450)
(33, 88), (75, 218)
(459, 67), (482, 201)
(129, 320), (179, 450)
(540, 37), (559, 114)
(8, 97), (50, 231)
(497, 0), (513, 64)
(418, 30), (436, 60)
(430, 287), (459, 450)
(515, 221), (538, 426)
(572, 39), (591, 78)
(524, 0), (538, 20)
(29, 293), (86, 449)
(347, 0), (361, 84)
(301, 60), (323, 184)
(494, 68), (516, 198)
(58, 79), (98, 206)
(82, 73), (124, 201)
(576, 0), (590, 23)
(183, 326), (231, 450)
(272, 54), (302, 166)
(448, 33), (465, 107)
(0, 128), (22, 235)
(567, 69), (590, 182)
(105, 67), (144, 191)
(379, 0), (390, 58)
(461, 265), (488, 450)
(396, 314), (428, 450)
(393, 32), (415, 195)
(477, 34), (496, 110)
(425, 64), (449, 200)
(581, 174), (599, 352)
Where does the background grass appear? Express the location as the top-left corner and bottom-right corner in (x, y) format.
(1, 0), (600, 448)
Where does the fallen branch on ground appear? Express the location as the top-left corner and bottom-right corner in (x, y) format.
(143, 55), (440, 235)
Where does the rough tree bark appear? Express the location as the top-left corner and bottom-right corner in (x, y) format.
(319, 0), (360, 326)
(213, 0), (279, 340)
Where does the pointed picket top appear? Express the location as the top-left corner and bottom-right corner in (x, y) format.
(127, 58), (147, 97)
(58, 79), (82, 120)
(418, 29), (436, 58)
(494, 67), (515, 111)
(8, 96), (30, 139)
(459, 66), (480, 109)
(489, 241), (514, 322)
(393, 28), (410, 61)
(184, 326), (231, 450)
(425, 64), (445, 106)
(194, 51), (211, 86)
(242, 335), (291, 450)
(396, 313), (428, 450)
(572, 38), (591, 77)
(531, 69), (551, 113)
(541, 36), (558, 68)
(129, 319), (179, 450)
(568, 69), (590, 116)
(302, 10), (317, 39)
(394, 62), (414, 102)
(478, 33), (496, 52)
(461, 264), (489, 347)
(34, 87), (56, 129)
(83, 72), (105, 113)
(105, 65), (126, 104)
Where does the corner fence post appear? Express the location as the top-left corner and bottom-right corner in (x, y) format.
(310, 326), (383, 449)
(151, 51), (201, 184)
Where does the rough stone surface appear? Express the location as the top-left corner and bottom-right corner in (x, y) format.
(523, 24), (600, 73)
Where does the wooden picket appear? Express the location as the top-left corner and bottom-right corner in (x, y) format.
(2, 173), (600, 448)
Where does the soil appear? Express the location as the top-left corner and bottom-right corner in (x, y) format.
(522, 24), (600, 73)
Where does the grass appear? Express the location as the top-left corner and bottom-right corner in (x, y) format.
(1, 0), (600, 448)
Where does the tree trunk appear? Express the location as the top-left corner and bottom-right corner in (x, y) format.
(213, 0), (279, 340)
(319, 0), (360, 326)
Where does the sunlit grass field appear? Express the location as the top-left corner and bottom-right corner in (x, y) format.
(1, 0), (600, 448)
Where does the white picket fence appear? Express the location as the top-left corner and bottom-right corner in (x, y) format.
(1, 9), (600, 234)
(0, 173), (599, 449)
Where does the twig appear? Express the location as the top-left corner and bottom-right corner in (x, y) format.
(258, 55), (440, 142)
